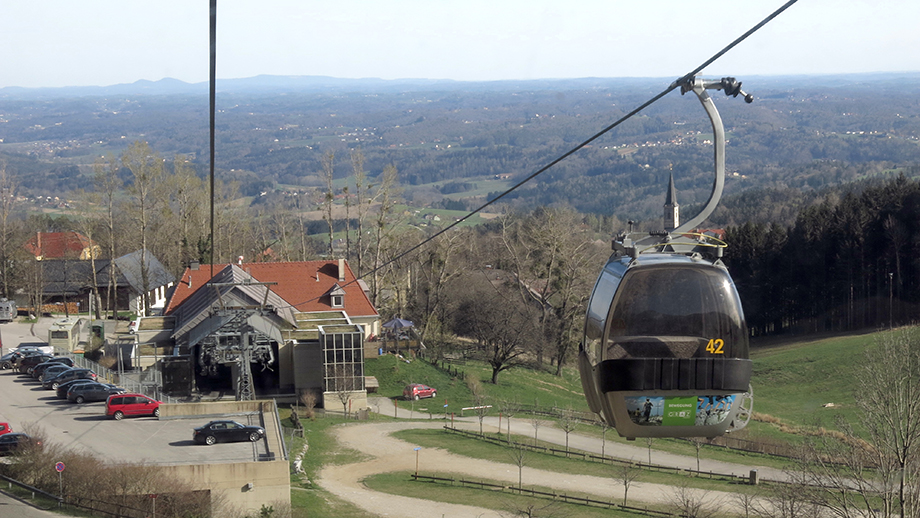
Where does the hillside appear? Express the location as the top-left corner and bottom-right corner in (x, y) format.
(366, 327), (898, 448)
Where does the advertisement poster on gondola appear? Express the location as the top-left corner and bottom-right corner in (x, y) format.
(625, 394), (736, 426)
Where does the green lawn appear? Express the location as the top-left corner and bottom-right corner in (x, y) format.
(292, 327), (902, 516)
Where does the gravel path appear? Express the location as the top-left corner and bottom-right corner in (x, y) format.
(317, 397), (778, 517)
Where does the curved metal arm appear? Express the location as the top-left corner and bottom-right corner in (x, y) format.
(674, 77), (751, 233)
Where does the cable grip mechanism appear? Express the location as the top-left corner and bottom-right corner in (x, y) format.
(680, 76), (754, 103)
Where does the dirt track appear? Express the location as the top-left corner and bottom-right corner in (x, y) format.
(316, 398), (771, 517)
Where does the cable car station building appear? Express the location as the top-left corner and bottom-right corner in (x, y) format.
(162, 260), (379, 409)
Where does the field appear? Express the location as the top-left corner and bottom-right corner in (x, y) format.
(288, 327), (899, 517)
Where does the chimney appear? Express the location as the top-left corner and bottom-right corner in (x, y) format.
(238, 255), (244, 266)
(190, 260), (200, 271)
(338, 259), (346, 282)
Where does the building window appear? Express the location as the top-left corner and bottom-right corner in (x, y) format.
(331, 294), (343, 308)
(322, 328), (365, 393)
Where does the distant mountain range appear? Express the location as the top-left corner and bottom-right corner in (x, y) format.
(3, 72), (920, 99)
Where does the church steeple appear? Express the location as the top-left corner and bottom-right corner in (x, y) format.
(664, 172), (679, 231)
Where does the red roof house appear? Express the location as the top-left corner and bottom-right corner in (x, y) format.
(165, 259), (379, 337)
(23, 232), (101, 260)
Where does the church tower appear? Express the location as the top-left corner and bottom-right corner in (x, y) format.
(664, 172), (680, 231)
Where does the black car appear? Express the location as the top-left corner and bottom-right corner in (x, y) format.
(31, 357), (75, 378)
(67, 382), (125, 404)
(2, 349), (45, 370)
(38, 364), (75, 382)
(0, 433), (39, 455)
(56, 378), (96, 398)
(42, 368), (97, 390)
(17, 354), (54, 374)
(192, 420), (265, 445)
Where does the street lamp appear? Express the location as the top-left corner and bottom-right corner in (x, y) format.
(889, 272), (894, 329)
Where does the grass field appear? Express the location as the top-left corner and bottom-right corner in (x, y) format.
(293, 327), (900, 517)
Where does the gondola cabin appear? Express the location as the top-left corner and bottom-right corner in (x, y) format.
(580, 243), (752, 439)
(579, 77), (756, 439)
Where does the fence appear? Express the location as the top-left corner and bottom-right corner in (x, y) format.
(72, 354), (181, 403)
(443, 426), (754, 483)
(411, 473), (677, 517)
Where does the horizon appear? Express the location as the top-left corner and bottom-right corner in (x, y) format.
(4, 1), (919, 89)
(5, 70), (920, 94)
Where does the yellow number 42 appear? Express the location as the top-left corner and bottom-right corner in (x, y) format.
(706, 339), (725, 354)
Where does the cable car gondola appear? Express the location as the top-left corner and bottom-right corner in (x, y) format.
(579, 77), (754, 439)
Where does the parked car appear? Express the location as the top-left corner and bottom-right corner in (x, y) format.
(17, 354), (54, 374)
(30, 357), (75, 378)
(68, 383), (125, 404)
(106, 393), (160, 420)
(38, 364), (75, 382)
(0, 433), (40, 455)
(42, 368), (97, 390)
(56, 379), (97, 399)
(0, 422), (11, 436)
(3, 349), (44, 370)
(192, 420), (265, 445)
(403, 383), (437, 400)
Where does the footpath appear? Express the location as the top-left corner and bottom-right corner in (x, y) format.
(316, 397), (787, 518)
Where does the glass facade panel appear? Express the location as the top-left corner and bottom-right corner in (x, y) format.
(322, 327), (365, 392)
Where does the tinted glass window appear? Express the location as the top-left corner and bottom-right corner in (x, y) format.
(604, 265), (748, 360)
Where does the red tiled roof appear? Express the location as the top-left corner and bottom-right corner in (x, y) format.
(164, 260), (378, 317)
(23, 232), (98, 259)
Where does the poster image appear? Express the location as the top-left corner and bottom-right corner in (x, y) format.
(625, 396), (664, 426)
(624, 394), (736, 427)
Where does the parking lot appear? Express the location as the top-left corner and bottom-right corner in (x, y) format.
(0, 320), (273, 465)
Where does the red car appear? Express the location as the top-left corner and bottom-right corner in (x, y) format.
(105, 393), (161, 420)
(0, 422), (11, 436)
(403, 383), (437, 400)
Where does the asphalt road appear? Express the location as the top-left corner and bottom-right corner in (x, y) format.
(0, 320), (267, 465)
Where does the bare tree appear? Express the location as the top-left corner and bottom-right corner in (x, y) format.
(468, 376), (489, 435)
(615, 461), (642, 506)
(501, 208), (605, 373)
(169, 155), (208, 269)
(500, 398), (521, 444)
(668, 482), (718, 518)
(350, 149), (368, 274)
(0, 162), (20, 298)
(94, 155), (122, 320)
(530, 417), (546, 446)
(451, 271), (541, 384)
(796, 326), (920, 518)
(689, 437), (709, 473)
(645, 437), (653, 465)
(321, 151), (336, 256)
(734, 489), (760, 518)
(597, 416), (610, 459)
(754, 469), (821, 518)
(121, 141), (166, 315)
(558, 409), (578, 457)
(508, 443), (527, 491)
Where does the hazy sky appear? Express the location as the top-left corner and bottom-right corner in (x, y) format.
(3, 0), (917, 88)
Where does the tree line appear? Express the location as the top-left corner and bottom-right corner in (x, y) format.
(724, 173), (920, 336)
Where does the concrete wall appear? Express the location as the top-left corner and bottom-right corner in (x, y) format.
(155, 399), (291, 515)
(154, 460), (291, 516)
(159, 400), (266, 418)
